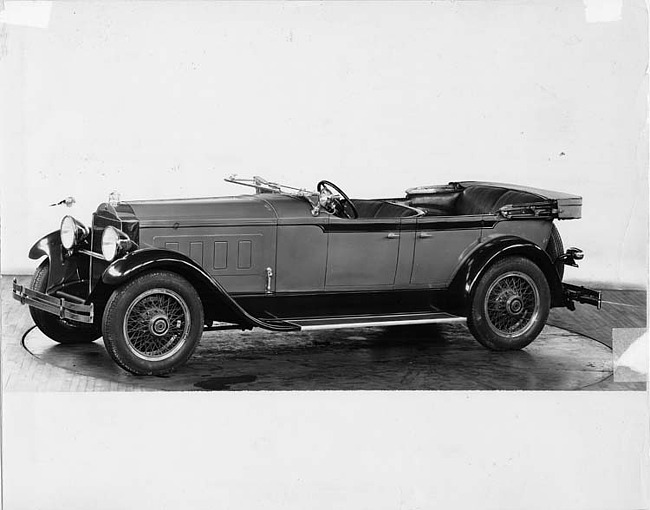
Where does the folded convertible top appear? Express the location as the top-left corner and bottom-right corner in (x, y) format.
(405, 181), (582, 219)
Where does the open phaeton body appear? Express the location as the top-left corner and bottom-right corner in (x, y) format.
(13, 176), (601, 375)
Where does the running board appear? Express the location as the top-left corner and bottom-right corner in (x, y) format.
(285, 311), (466, 331)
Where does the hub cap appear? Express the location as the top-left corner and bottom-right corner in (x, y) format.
(123, 288), (191, 361)
(149, 315), (170, 336)
(484, 271), (540, 338)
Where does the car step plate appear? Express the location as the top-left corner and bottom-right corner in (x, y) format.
(286, 311), (465, 331)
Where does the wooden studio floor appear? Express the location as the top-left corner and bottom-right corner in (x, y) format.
(1, 276), (646, 392)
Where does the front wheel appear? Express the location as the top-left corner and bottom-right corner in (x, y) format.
(467, 256), (550, 351)
(102, 271), (204, 375)
(29, 260), (101, 344)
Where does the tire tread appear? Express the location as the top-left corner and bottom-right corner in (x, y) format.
(467, 256), (550, 351)
(101, 270), (204, 375)
(29, 260), (101, 344)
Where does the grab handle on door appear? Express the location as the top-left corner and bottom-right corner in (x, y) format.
(386, 233), (400, 239)
(418, 232), (433, 238)
(265, 267), (273, 294)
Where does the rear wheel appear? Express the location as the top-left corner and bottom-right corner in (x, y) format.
(29, 260), (101, 344)
(467, 256), (550, 351)
(101, 271), (204, 375)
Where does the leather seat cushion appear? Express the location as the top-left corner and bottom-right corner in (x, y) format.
(408, 193), (460, 216)
(353, 200), (385, 218)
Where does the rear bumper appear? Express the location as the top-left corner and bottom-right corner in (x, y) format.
(563, 283), (602, 310)
(12, 279), (94, 323)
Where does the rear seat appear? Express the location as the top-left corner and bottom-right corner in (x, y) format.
(408, 185), (543, 216)
(407, 192), (460, 216)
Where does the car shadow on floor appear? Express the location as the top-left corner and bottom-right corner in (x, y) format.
(26, 322), (613, 391)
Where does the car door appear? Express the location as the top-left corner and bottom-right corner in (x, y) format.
(324, 216), (401, 289)
(410, 215), (483, 287)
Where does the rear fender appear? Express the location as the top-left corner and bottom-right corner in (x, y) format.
(99, 248), (297, 331)
(448, 236), (564, 313)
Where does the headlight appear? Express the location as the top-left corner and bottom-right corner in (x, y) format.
(101, 227), (119, 261)
(60, 216), (88, 250)
(101, 226), (135, 262)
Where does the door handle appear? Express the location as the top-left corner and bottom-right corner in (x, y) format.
(386, 233), (400, 239)
(418, 232), (433, 238)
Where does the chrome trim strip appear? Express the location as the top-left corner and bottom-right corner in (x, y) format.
(285, 311), (449, 321)
(139, 218), (278, 228)
(78, 249), (107, 261)
(297, 317), (466, 331)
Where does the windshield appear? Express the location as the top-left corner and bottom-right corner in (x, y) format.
(224, 175), (316, 197)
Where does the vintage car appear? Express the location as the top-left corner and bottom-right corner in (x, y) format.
(13, 176), (601, 375)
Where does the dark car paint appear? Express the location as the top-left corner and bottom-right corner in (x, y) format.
(25, 181), (585, 334)
(101, 248), (298, 331)
(28, 224), (561, 332)
(28, 231), (58, 260)
(28, 231), (91, 296)
(448, 236), (564, 312)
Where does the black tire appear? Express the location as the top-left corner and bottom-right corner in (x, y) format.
(29, 260), (101, 344)
(467, 256), (550, 351)
(546, 223), (565, 281)
(101, 271), (204, 375)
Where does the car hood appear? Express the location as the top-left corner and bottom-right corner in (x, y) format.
(116, 195), (278, 227)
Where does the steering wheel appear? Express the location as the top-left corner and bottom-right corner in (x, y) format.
(317, 180), (359, 219)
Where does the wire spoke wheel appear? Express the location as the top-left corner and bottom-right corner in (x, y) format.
(123, 288), (191, 361)
(102, 271), (204, 375)
(484, 271), (540, 338)
(467, 257), (550, 351)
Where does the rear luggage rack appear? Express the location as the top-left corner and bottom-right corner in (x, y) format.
(498, 202), (557, 219)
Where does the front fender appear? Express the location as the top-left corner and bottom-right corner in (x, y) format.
(27, 231), (90, 294)
(101, 248), (298, 332)
(449, 236), (564, 312)
(29, 231), (60, 260)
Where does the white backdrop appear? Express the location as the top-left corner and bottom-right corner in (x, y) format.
(1, 4), (649, 510)
(1, 0), (647, 288)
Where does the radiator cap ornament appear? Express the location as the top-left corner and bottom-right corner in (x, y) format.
(108, 191), (121, 207)
(49, 196), (76, 207)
